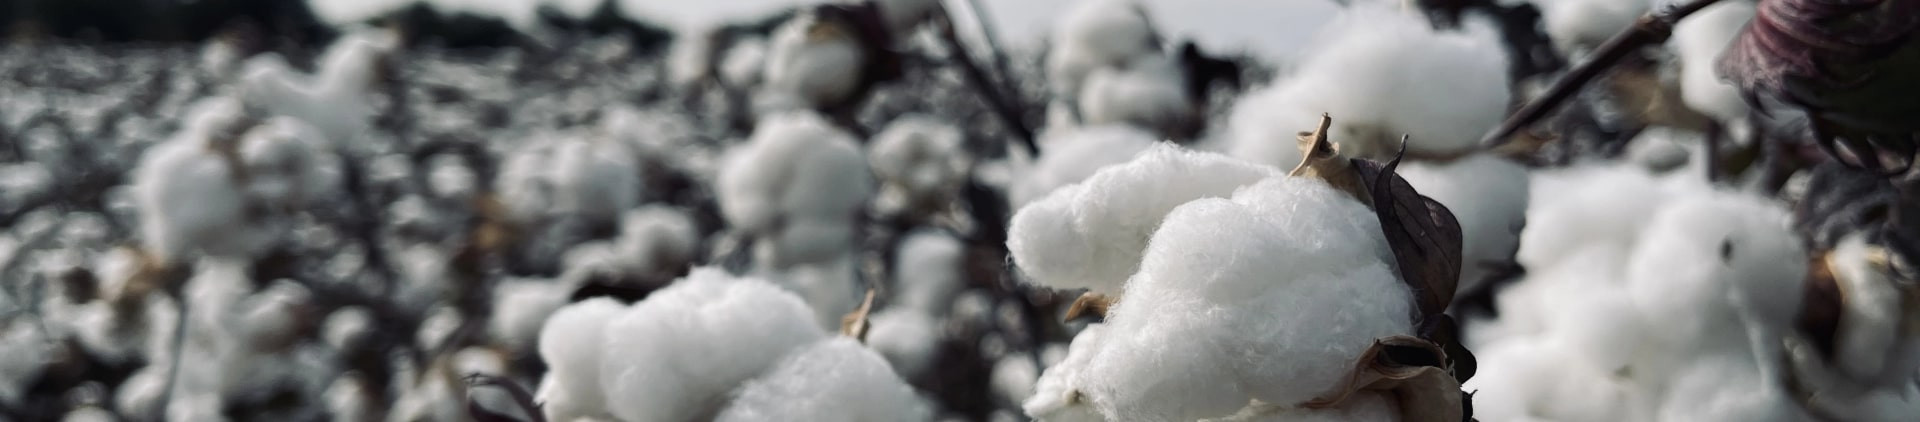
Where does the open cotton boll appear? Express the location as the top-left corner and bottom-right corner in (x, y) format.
(1026, 323), (1110, 422)
(868, 117), (969, 214)
(1010, 125), (1157, 207)
(1077, 54), (1197, 139)
(1536, 0), (1648, 54)
(0, 320), (50, 407)
(867, 309), (940, 379)
(537, 297), (625, 422)
(1227, 5), (1508, 164)
(599, 268), (827, 422)
(550, 137), (642, 224)
(497, 139), (560, 221)
(613, 206), (701, 282)
(488, 278), (573, 355)
(668, 28), (719, 89)
(1464, 338), (1642, 422)
(1517, 164), (1673, 271)
(891, 229), (965, 314)
(1046, 0), (1160, 102)
(1624, 191), (1804, 358)
(1071, 177), (1407, 420)
(760, 12), (867, 112)
(764, 254), (863, 330)
(237, 117), (337, 210)
(1007, 144), (1277, 296)
(716, 337), (931, 422)
(133, 138), (249, 264)
(1669, 1), (1754, 124)
(1655, 355), (1804, 422)
(719, 112), (871, 268)
(720, 36), (770, 90)
(992, 354), (1040, 407)
(238, 28), (396, 146)
(1399, 154), (1529, 293)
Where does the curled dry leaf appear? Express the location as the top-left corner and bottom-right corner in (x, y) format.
(1304, 336), (1465, 422)
(1351, 140), (1465, 319)
(1063, 292), (1114, 323)
(1290, 114), (1371, 206)
(841, 288), (878, 341)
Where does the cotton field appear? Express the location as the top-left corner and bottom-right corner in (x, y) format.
(1, 0), (1916, 421)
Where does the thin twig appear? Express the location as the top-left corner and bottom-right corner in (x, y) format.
(958, 0), (1023, 105)
(934, 6), (1038, 156)
(1480, 0), (1728, 147)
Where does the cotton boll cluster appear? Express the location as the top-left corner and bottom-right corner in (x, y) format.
(238, 28), (399, 147)
(1008, 144), (1277, 296)
(869, 117), (970, 216)
(1226, 4), (1510, 166)
(1076, 54), (1198, 139)
(1399, 154), (1530, 294)
(1046, 0), (1161, 107)
(867, 230), (966, 377)
(718, 111), (873, 270)
(714, 337), (931, 421)
(1015, 148), (1416, 420)
(1666, 1), (1754, 125)
(758, 12), (869, 115)
(1008, 125), (1158, 207)
(132, 101), (257, 264)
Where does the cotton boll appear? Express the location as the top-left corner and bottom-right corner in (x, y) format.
(760, 12), (867, 112)
(1518, 165), (1672, 270)
(720, 36), (770, 90)
(132, 136), (248, 264)
(1008, 144), (1279, 295)
(891, 229), (965, 314)
(238, 28), (396, 146)
(323, 307), (374, 353)
(488, 278), (572, 355)
(1025, 324), (1110, 422)
(867, 309), (940, 379)
(1010, 125), (1158, 207)
(496, 140), (560, 221)
(1464, 338), (1640, 422)
(1399, 154), (1529, 293)
(718, 112), (872, 268)
(237, 117), (336, 211)
(1624, 191), (1803, 356)
(235, 279), (315, 351)
(1537, 0), (1648, 54)
(668, 28), (719, 89)
(1046, 0), (1160, 102)
(0, 320), (50, 406)
(1668, 2), (1754, 124)
(715, 337), (929, 421)
(992, 354), (1040, 406)
(613, 206), (701, 282)
(1075, 177), (1408, 420)
(1655, 355), (1804, 422)
(1227, 5), (1509, 163)
(766, 254), (863, 330)
(537, 298), (625, 422)
(549, 137), (641, 224)
(868, 117), (969, 214)
(326, 374), (375, 422)
(1077, 54), (1197, 139)
(598, 269), (827, 422)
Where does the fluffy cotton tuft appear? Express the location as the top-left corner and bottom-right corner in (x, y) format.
(1046, 0), (1161, 102)
(890, 229), (966, 314)
(1537, 0), (1649, 54)
(1010, 125), (1159, 207)
(1623, 190), (1804, 359)
(718, 112), (872, 269)
(759, 12), (867, 113)
(868, 116), (970, 214)
(1077, 54), (1197, 139)
(133, 130), (249, 263)
(1008, 144), (1278, 295)
(1668, 1), (1755, 124)
(865, 309), (941, 379)
(1226, 5), (1509, 165)
(239, 28), (397, 146)
(1399, 154), (1530, 294)
(715, 337), (930, 422)
(550, 137), (642, 224)
(612, 205), (702, 282)
(536, 298), (625, 422)
(598, 268), (827, 422)
(488, 278), (574, 355)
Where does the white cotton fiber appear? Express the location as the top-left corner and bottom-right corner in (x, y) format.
(1517, 164), (1674, 271)
(868, 116), (969, 214)
(0, 320), (50, 407)
(992, 354), (1040, 407)
(1046, 0), (1160, 102)
(1198, 391), (1398, 422)
(488, 278), (573, 355)
(536, 297), (625, 422)
(1828, 234), (1910, 384)
(1463, 338), (1642, 422)
(1008, 143), (1278, 295)
(1536, 0), (1648, 54)
(1399, 154), (1530, 293)
(612, 206), (701, 282)
(891, 229), (965, 313)
(598, 268), (827, 422)
(1226, 5), (1509, 165)
(721, 36), (770, 90)
(759, 12), (867, 112)
(1010, 125), (1158, 207)
(1668, 1), (1755, 124)
(1654, 355), (1804, 422)
(719, 112), (872, 269)
(867, 0), (943, 37)
(133, 135), (247, 264)
(1077, 54), (1196, 139)
(764, 254), (862, 330)
(239, 28), (397, 145)
(715, 337), (930, 422)
(866, 309), (940, 379)
(1025, 323), (1110, 422)
(550, 137), (641, 224)
(1623, 191), (1804, 357)
(237, 117), (337, 210)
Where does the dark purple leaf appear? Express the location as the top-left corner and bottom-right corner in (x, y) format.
(1352, 141), (1466, 320)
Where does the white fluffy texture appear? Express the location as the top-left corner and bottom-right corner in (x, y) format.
(1669, 2), (1754, 124)
(1398, 154), (1530, 294)
(133, 127), (250, 264)
(238, 117), (339, 210)
(1225, 5), (1509, 165)
(668, 28), (719, 88)
(1008, 144), (1278, 295)
(550, 137), (642, 223)
(496, 138), (561, 221)
(866, 0), (943, 36)
(1026, 323), (1109, 422)
(718, 112), (873, 269)
(1465, 337), (1643, 422)
(1654, 355), (1804, 422)
(0, 320), (49, 407)
(323, 307), (375, 353)
(1198, 391), (1399, 422)
(1026, 176), (1412, 421)
(759, 12), (866, 112)
(240, 28), (398, 146)
(1077, 54), (1195, 138)
(715, 337), (930, 422)
(869, 117), (970, 214)
(1046, 0), (1160, 103)
(866, 309), (941, 379)
(720, 36), (770, 90)
(992, 354), (1040, 407)
(1514, 165), (1676, 271)
(488, 278), (574, 355)
(1010, 125), (1159, 207)
(891, 229), (966, 314)
(1624, 191), (1805, 371)
(765, 254), (863, 329)
(612, 206), (702, 281)
(1535, 0), (1648, 54)
(598, 268), (827, 422)
(536, 298), (625, 422)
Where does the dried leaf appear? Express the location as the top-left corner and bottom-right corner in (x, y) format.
(1063, 292), (1113, 323)
(841, 288), (878, 341)
(1290, 114), (1371, 205)
(1351, 141), (1465, 319)
(1305, 336), (1464, 422)
(464, 373), (546, 422)
(1417, 314), (1476, 383)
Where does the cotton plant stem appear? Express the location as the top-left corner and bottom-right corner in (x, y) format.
(959, 0), (1023, 106)
(934, 6), (1039, 156)
(1480, 0), (1729, 148)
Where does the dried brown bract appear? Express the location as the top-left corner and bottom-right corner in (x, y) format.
(841, 288), (878, 341)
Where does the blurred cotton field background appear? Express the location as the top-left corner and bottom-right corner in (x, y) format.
(1, 0), (1918, 421)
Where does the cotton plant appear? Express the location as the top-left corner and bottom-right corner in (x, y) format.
(1014, 116), (1475, 421)
(868, 116), (971, 218)
(866, 229), (967, 378)
(533, 268), (926, 422)
(237, 27), (400, 147)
